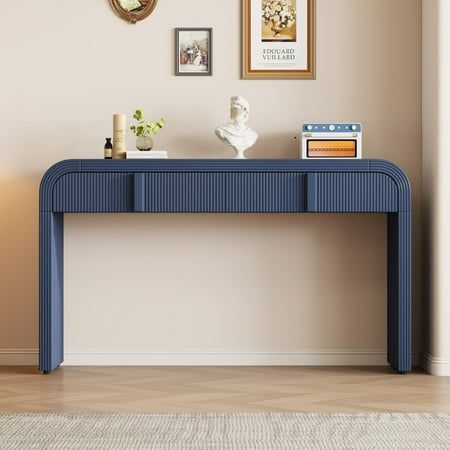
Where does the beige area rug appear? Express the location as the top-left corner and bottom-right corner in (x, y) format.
(0, 413), (449, 449)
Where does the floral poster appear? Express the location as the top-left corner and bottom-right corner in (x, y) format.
(262, 0), (297, 42)
(243, 0), (315, 79)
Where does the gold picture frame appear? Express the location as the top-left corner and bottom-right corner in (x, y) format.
(242, 0), (315, 79)
(109, 0), (158, 24)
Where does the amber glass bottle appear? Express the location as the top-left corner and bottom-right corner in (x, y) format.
(104, 138), (113, 159)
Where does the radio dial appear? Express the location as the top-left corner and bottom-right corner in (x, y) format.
(329, 125), (335, 131)
(306, 125), (313, 131)
(351, 125), (357, 131)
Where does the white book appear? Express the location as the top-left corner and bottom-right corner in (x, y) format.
(126, 156), (168, 159)
(126, 151), (168, 159)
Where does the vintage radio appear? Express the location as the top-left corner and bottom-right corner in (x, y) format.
(301, 123), (363, 159)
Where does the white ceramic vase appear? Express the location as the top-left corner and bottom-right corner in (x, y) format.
(136, 135), (153, 151)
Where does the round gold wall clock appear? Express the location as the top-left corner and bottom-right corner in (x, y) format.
(109, 0), (158, 24)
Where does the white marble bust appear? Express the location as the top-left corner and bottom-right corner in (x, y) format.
(215, 96), (258, 159)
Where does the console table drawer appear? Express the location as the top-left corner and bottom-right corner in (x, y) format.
(134, 172), (306, 213)
(53, 173), (134, 212)
(226, 173), (306, 212)
(307, 173), (398, 212)
(134, 173), (227, 212)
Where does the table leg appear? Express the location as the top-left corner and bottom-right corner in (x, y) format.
(387, 212), (412, 373)
(39, 212), (64, 374)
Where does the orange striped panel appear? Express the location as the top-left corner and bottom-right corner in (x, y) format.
(307, 140), (357, 158)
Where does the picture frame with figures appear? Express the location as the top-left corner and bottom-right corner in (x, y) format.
(175, 28), (213, 76)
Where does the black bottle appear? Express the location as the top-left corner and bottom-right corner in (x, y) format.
(104, 138), (113, 159)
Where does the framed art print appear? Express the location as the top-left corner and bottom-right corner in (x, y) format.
(242, 0), (315, 79)
(175, 28), (213, 76)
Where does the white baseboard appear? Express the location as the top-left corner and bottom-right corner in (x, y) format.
(63, 349), (402, 366)
(0, 349), (38, 366)
(0, 348), (421, 368)
(421, 352), (450, 376)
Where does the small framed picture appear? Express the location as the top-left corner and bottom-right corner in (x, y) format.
(175, 28), (213, 76)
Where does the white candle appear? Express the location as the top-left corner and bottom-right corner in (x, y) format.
(113, 114), (127, 160)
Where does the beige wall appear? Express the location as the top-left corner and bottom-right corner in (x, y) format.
(0, 0), (422, 364)
(422, 0), (450, 375)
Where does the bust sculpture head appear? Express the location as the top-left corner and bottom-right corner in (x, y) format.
(230, 96), (250, 128)
(215, 96), (258, 159)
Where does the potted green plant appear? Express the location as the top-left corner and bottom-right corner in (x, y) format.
(130, 109), (166, 151)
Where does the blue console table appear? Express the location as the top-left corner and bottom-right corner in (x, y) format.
(39, 159), (412, 374)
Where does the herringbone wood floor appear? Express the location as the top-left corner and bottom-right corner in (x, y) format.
(0, 366), (449, 413)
